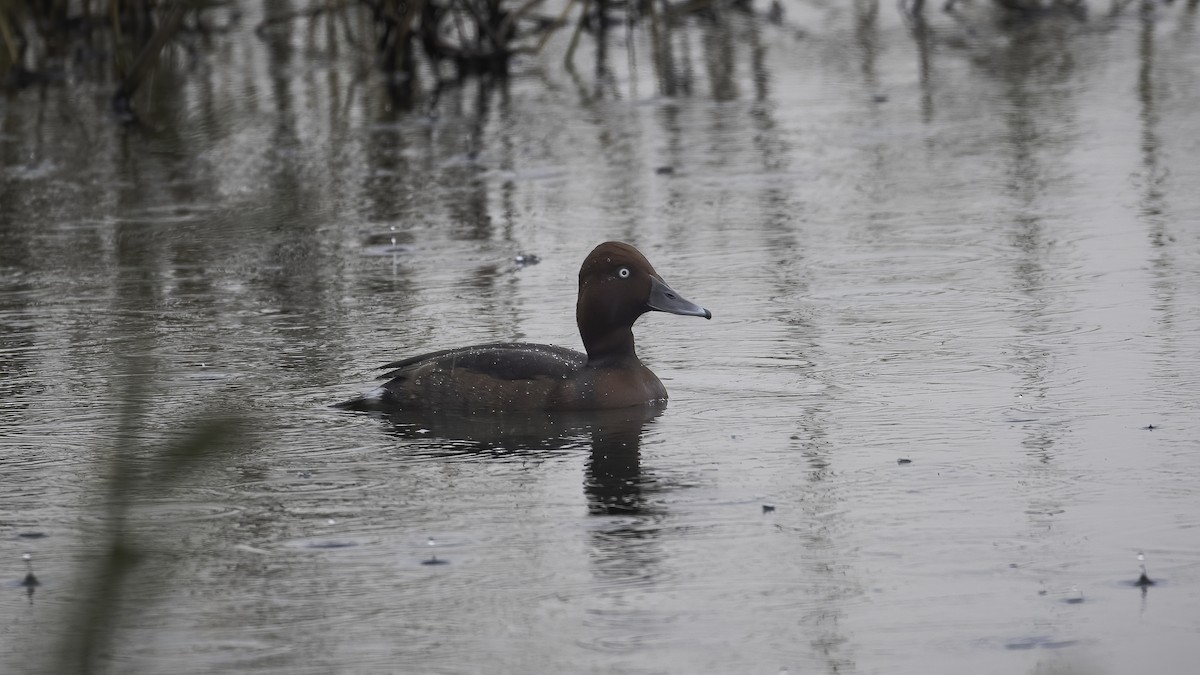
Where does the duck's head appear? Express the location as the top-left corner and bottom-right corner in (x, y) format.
(576, 241), (711, 363)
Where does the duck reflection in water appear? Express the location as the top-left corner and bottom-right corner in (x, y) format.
(372, 399), (668, 591)
(375, 404), (662, 516)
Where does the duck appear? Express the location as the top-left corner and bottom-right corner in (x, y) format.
(338, 241), (711, 412)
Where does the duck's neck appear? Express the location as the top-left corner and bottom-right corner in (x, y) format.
(581, 326), (638, 367)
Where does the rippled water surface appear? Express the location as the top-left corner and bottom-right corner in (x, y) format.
(3, 2), (1200, 673)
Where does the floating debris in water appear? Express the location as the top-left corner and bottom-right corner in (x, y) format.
(897, 458), (912, 465)
(1004, 636), (1080, 651)
(655, 166), (675, 175)
(872, 94), (889, 103)
(362, 227), (413, 256)
(423, 537), (449, 565)
(17, 532), (46, 539)
(762, 504), (776, 514)
(305, 540), (357, 549)
(1135, 551), (1155, 587)
(21, 553), (39, 588)
(514, 253), (541, 267)
(1063, 586), (1084, 604)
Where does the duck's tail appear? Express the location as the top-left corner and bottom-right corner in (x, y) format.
(332, 397), (371, 412)
(332, 388), (393, 412)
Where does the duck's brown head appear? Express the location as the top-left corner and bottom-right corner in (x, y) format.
(576, 241), (710, 364)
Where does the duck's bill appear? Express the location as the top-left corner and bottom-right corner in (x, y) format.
(648, 277), (712, 319)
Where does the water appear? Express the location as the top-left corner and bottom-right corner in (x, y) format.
(3, 2), (1200, 673)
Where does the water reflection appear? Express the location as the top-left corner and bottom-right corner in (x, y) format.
(581, 412), (669, 643)
(371, 403), (670, 607)
(1137, 0), (1184, 407)
(0, 279), (37, 407)
(854, 0), (882, 96)
(373, 403), (661, 469)
(584, 409), (662, 516)
(985, 11), (1080, 466)
(793, 408), (854, 673)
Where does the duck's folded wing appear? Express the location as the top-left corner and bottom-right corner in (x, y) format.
(378, 342), (586, 381)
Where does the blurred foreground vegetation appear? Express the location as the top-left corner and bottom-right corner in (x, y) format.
(42, 399), (246, 673)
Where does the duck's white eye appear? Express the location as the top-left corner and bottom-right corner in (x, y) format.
(617, 267), (631, 279)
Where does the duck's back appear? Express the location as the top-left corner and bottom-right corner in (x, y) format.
(364, 342), (589, 412)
